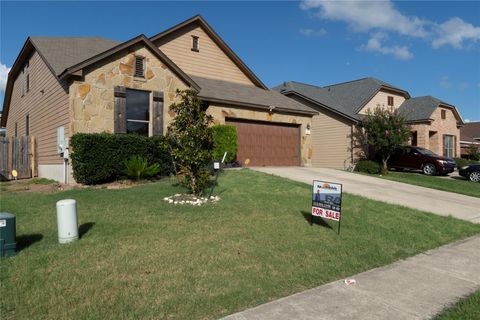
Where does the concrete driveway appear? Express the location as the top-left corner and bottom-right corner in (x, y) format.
(252, 167), (480, 224)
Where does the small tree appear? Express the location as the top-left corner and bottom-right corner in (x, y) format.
(166, 89), (213, 195)
(467, 144), (480, 161)
(362, 107), (411, 174)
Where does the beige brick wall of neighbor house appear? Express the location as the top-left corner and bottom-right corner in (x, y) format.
(207, 105), (313, 166)
(69, 44), (189, 136)
(410, 106), (460, 157)
(358, 90), (406, 115)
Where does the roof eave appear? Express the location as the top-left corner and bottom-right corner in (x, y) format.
(198, 95), (317, 116)
(149, 15), (268, 90)
(58, 35), (200, 91)
(281, 90), (359, 123)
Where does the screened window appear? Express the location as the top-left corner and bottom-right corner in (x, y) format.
(126, 89), (150, 135)
(387, 96), (394, 106)
(192, 36), (199, 52)
(134, 56), (145, 78)
(21, 62), (30, 96)
(443, 135), (454, 158)
(14, 122), (18, 137)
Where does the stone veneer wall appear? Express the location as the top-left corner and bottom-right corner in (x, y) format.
(207, 104), (313, 166)
(69, 44), (189, 136)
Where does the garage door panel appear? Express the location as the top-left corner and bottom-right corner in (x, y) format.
(226, 119), (300, 166)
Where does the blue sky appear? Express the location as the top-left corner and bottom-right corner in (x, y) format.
(1, 1), (479, 121)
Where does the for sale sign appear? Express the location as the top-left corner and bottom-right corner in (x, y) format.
(312, 180), (342, 222)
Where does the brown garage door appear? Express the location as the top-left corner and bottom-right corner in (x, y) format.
(226, 118), (300, 166)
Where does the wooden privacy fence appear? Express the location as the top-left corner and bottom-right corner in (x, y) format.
(0, 136), (38, 180)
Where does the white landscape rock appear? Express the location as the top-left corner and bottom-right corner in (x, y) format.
(164, 194), (221, 206)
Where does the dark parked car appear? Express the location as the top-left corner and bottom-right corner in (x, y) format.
(388, 146), (456, 176)
(459, 164), (480, 182)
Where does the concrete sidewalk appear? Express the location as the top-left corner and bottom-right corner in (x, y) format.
(252, 167), (480, 224)
(222, 236), (480, 320)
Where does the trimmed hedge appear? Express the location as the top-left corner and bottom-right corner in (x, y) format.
(355, 160), (381, 174)
(454, 157), (479, 168)
(212, 125), (237, 163)
(71, 133), (172, 184)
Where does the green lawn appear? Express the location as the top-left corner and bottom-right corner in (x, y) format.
(363, 170), (480, 198)
(434, 290), (480, 320)
(1, 169), (479, 319)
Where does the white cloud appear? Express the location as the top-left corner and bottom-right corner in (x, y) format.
(360, 33), (413, 60)
(432, 17), (480, 49)
(0, 63), (10, 92)
(439, 76), (451, 89)
(300, 0), (428, 37)
(300, 28), (327, 37)
(300, 0), (480, 53)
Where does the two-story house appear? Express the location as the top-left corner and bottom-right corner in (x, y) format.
(274, 78), (464, 168)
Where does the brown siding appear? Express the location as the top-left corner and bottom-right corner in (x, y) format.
(5, 51), (69, 164)
(154, 24), (256, 86)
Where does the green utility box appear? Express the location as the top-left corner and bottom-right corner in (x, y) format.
(0, 213), (16, 257)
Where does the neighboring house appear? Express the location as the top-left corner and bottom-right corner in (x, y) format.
(274, 78), (464, 168)
(0, 112), (4, 137)
(1, 15), (317, 182)
(460, 121), (480, 158)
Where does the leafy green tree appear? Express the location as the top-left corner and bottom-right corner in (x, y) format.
(166, 89), (213, 195)
(362, 107), (411, 174)
(467, 145), (480, 161)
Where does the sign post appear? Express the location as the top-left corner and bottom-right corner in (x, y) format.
(311, 180), (343, 234)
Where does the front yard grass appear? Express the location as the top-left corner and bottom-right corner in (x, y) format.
(363, 170), (480, 198)
(1, 169), (479, 319)
(434, 290), (480, 320)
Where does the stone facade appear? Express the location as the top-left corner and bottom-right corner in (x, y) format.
(207, 104), (313, 166)
(69, 43), (189, 136)
(409, 106), (461, 157)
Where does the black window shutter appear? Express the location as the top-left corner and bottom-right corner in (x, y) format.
(114, 86), (127, 133)
(152, 91), (164, 136)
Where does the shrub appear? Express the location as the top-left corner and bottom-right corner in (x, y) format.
(355, 160), (381, 174)
(123, 155), (161, 181)
(166, 89), (213, 195)
(71, 133), (172, 184)
(212, 125), (237, 163)
(454, 157), (478, 168)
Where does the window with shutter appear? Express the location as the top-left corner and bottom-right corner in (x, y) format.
(152, 91), (164, 136)
(26, 114), (30, 136)
(134, 56), (145, 78)
(125, 89), (150, 135)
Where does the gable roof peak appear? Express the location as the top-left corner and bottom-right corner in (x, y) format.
(149, 14), (267, 90)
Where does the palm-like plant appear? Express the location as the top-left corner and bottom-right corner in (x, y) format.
(123, 155), (160, 181)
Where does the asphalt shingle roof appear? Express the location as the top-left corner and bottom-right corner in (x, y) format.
(190, 76), (317, 115)
(273, 77), (409, 120)
(398, 96), (442, 121)
(30, 36), (120, 75)
(461, 122), (480, 143)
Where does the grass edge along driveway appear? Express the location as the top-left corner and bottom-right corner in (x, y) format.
(1, 169), (479, 319)
(434, 290), (480, 320)
(358, 170), (480, 198)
